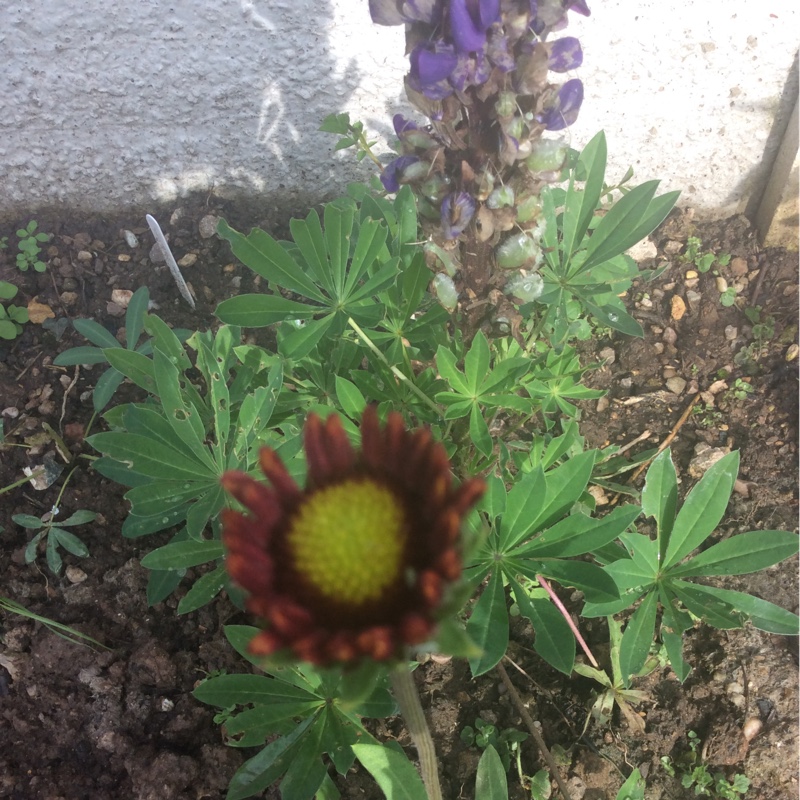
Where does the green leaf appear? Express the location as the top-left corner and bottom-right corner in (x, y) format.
(12, 514), (45, 529)
(51, 528), (89, 557)
(580, 298), (644, 338)
(53, 345), (109, 366)
(72, 318), (121, 349)
(509, 576), (574, 674)
(217, 219), (327, 303)
(616, 768), (645, 800)
(324, 202), (354, 299)
(215, 294), (321, 327)
(92, 367), (125, 411)
(144, 313), (193, 371)
(335, 375), (367, 419)
(140, 539), (224, 570)
(122, 506), (190, 538)
(618, 590), (658, 685)
(226, 716), (317, 800)
(674, 582), (799, 635)
(146, 568), (183, 606)
(88, 432), (216, 481)
(58, 508), (97, 528)
(513, 505), (641, 559)
(641, 449), (678, 563)
(103, 348), (157, 394)
(153, 348), (217, 472)
(475, 746), (507, 800)
(177, 564), (228, 614)
(278, 314), (336, 360)
(344, 219), (388, 297)
(671, 531), (799, 578)
(499, 466), (545, 550)
(581, 180), (659, 270)
(291, 210), (334, 296)
(467, 569), (509, 677)
(464, 332), (490, 394)
(478, 474), (506, 521)
(124, 286), (150, 349)
(664, 451), (740, 569)
(669, 580), (744, 629)
(193, 673), (320, 708)
(279, 712), (328, 800)
(533, 560), (619, 603)
(469, 404), (493, 458)
(561, 131), (607, 267)
(435, 346), (470, 395)
(351, 743), (429, 800)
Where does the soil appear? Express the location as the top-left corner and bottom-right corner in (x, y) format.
(0, 199), (797, 800)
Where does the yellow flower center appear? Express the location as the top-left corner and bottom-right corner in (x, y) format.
(287, 479), (408, 606)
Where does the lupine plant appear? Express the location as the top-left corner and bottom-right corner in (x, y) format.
(53, 2), (799, 799)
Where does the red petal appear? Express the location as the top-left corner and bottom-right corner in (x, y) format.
(259, 448), (301, 501)
(418, 569), (443, 607)
(401, 613), (433, 645)
(303, 414), (332, 486)
(269, 598), (315, 636)
(249, 629), (284, 656)
(357, 626), (396, 661)
(435, 548), (462, 581)
(360, 406), (383, 470)
(226, 552), (274, 596)
(325, 632), (359, 662)
(323, 414), (355, 474)
(292, 631), (328, 664)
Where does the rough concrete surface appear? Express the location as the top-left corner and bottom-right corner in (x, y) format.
(0, 1), (797, 220)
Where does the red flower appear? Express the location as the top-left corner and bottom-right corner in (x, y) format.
(221, 407), (485, 665)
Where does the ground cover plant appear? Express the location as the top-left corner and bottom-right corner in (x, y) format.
(2, 2), (798, 799)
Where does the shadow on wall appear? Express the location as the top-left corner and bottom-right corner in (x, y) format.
(243, 1), (360, 171)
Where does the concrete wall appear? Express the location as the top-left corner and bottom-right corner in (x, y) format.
(1, 1), (797, 222)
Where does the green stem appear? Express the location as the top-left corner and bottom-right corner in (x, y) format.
(346, 318), (441, 416)
(390, 664), (443, 800)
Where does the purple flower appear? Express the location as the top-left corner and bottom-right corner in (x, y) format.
(409, 42), (458, 99)
(381, 156), (421, 193)
(441, 191), (476, 239)
(547, 37), (583, 72)
(537, 78), (583, 130)
(449, 0), (501, 53)
(369, 0), (443, 26)
(393, 114), (419, 136)
(449, 50), (492, 92)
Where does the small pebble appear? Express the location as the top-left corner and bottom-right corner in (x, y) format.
(716, 276), (728, 293)
(60, 291), (79, 306)
(123, 230), (139, 248)
(670, 295), (687, 320)
(686, 289), (702, 305)
(653, 342), (664, 354)
(627, 238), (658, 260)
(65, 566), (88, 584)
(599, 346), (616, 365)
(730, 257), (748, 277)
(76, 250), (93, 262)
(663, 366), (677, 379)
(786, 343), (798, 362)
(666, 376), (686, 394)
(724, 325), (737, 341)
(199, 214), (219, 238)
(663, 327), (678, 345)
(2, 407), (20, 419)
(178, 253), (198, 268)
(111, 289), (134, 308)
(106, 302), (125, 318)
(596, 396), (610, 412)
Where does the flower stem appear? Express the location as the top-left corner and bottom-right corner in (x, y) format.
(390, 664), (443, 800)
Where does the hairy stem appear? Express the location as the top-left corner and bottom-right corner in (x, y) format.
(390, 664), (443, 800)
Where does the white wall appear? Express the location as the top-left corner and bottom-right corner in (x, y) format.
(0, 1), (796, 219)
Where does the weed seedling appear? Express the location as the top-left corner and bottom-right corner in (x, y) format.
(681, 236), (731, 274)
(15, 220), (51, 272)
(0, 281), (29, 339)
(661, 730), (750, 798)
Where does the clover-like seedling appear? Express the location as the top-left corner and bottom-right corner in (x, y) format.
(0, 281), (29, 340)
(14, 507), (95, 575)
(15, 220), (51, 273)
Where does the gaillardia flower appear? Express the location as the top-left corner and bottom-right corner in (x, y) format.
(221, 408), (485, 665)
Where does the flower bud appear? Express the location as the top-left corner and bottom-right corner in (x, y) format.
(432, 273), (458, 310)
(486, 185), (515, 209)
(496, 232), (542, 269)
(526, 138), (568, 172)
(505, 272), (544, 302)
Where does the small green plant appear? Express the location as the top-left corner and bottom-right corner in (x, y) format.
(719, 285), (738, 307)
(661, 731), (750, 798)
(320, 112), (383, 169)
(460, 716), (529, 772)
(13, 506), (95, 575)
(0, 280), (29, 339)
(725, 378), (754, 403)
(0, 596), (106, 648)
(692, 402), (723, 429)
(583, 448), (800, 683)
(682, 236), (731, 274)
(15, 220), (51, 272)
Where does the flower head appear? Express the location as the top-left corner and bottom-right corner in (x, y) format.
(221, 408), (485, 665)
(537, 78), (584, 130)
(441, 191), (477, 239)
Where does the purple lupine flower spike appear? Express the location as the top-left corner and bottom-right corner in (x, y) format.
(381, 156), (421, 193)
(441, 192), (476, 239)
(548, 37), (583, 72)
(537, 78), (583, 130)
(450, 0), (501, 54)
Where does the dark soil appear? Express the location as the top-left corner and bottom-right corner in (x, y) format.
(0, 200), (797, 800)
